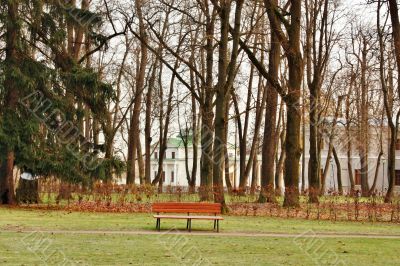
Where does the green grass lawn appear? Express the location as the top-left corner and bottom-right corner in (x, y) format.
(1, 232), (399, 265)
(0, 207), (400, 265)
(1, 207), (400, 235)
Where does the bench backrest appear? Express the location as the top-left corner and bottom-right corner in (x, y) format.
(152, 202), (222, 214)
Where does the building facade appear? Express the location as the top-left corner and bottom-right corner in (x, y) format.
(147, 124), (400, 194)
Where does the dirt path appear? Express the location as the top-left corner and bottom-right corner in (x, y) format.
(2, 229), (400, 239)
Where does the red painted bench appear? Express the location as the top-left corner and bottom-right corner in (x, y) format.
(152, 202), (223, 232)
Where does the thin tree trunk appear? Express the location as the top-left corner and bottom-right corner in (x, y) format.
(275, 124), (286, 195)
(237, 63), (254, 192)
(190, 94), (198, 193)
(369, 151), (383, 194)
(305, 0), (331, 203)
(332, 146), (342, 195)
(345, 91), (355, 193)
(243, 79), (267, 185)
(250, 141), (259, 195)
(321, 96), (343, 194)
(137, 136), (145, 184)
(360, 39), (370, 196)
(321, 145), (332, 195)
(152, 56), (180, 185)
(224, 146), (233, 194)
(145, 64), (156, 184)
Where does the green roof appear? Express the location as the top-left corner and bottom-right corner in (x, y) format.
(152, 132), (236, 150)
(166, 134), (194, 148)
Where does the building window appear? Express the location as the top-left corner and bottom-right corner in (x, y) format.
(172, 152), (175, 159)
(355, 169), (361, 185)
(171, 171), (174, 183)
(396, 139), (400, 150)
(162, 171), (165, 182)
(154, 171), (157, 179)
(154, 152), (158, 159)
(395, 170), (400, 186)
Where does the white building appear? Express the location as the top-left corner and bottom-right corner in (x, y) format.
(301, 121), (400, 193)
(150, 133), (238, 187)
(149, 122), (400, 194)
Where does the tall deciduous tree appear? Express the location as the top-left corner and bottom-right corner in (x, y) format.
(212, 0), (244, 209)
(264, 0), (303, 206)
(259, 0), (281, 203)
(386, 0), (400, 202)
(127, 0), (148, 184)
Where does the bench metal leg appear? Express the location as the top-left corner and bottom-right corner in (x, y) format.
(186, 219), (189, 230)
(214, 220), (216, 230)
(188, 219), (192, 232)
(217, 220), (219, 233)
(156, 218), (161, 231)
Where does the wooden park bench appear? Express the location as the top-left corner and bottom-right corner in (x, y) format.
(152, 202), (223, 232)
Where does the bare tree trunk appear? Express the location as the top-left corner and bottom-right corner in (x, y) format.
(237, 62), (255, 192)
(275, 123), (286, 195)
(224, 146), (233, 194)
(213, 0), (243, 211)
(305, 0), (331, 203)
(386, 0), (400, 202)
(183, 131), (192, 186)
(283, 4), (302, 207)
(370, 151), (383, 194)
(345, 88), (355, 193)
(259, 4), (280, 202)
(250, 141), (259, 195)
(321, 145), (332, 195)
(137, 136), (145, 184)
(386, 131), (397, 202)
(190, 94), (198, 193)
(360, 39), (370, 196)
(321, 96), (343, 194)
(212, 0), (230, 207)
(301, 84), (306, 194)
(263, 0), (303, 207)
(243, 80), (267, 185)
(152, 62), (178, 185)
(127, 0), (148, 184)
(332, 146), (342, 195)
(145, 64), (156, 184)
(199, 2), (215, 201)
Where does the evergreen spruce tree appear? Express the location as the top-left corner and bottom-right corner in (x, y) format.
(0, 0), (125, 204)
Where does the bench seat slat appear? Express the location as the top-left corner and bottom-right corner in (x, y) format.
(152, 207), (221, 211)
(152, 203), (221, 207)
(152, 203), (222, 214)
(154, 215), (223, 220)
(153, 202), (221, 206)
(152, 209), (220, 213)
